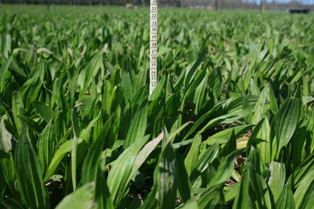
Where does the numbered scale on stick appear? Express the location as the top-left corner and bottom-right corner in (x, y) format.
(150, 0), (158, 95)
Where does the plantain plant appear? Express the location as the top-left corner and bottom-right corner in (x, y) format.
(1, 5), (314, 209)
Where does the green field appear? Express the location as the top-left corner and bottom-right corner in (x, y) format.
(1, 5), (314, 209)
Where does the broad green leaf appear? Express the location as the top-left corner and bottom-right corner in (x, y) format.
(184, 135), (201, 176)
(0, 151), (16, 197)
(44, 138), (83, 181)
(195, 184), (227, 209)
(184, 56), (202, 89)
(14, 126), (49, 209)
(0, 116), (15, 153)
(190, 144), (219, 185)
(125, 104), (147, 148)
(218, 129), (237, 160)
(0, 196), (24, 209)
(33, 101), (57, 123)
(294, 169), (314, 209)
(197, 110), (248, 136)
(268, 161), (286, 203)
(274, 98), (301, 154)
(175, 151), (192, 203)
(107, 135), (149, 206)
(178, 197), (198, 209)
(233, 162), (273, 209)
(203, 124), (254, 146)
(224, 183), (240, 203)
(232, 169), (253, 209)
(12, 91), (24, 132)
(0, 159), (5, 203)
(0, 56), (13, 92)
(55, 182), (96, 209)
(2, 34), (11, 59)
(288, 153), (314, 189)
(130, 131), (164, 179)
(37, 121), (55, 175)
(71, 108), (80, 191)
(157, 138), (177, 209)
(77, 50), (104, 92)
(81, 122), (114, 209)
(276, 184), (295, 209)
(209, 148), (244, 187)
(77, 95), (95, 119)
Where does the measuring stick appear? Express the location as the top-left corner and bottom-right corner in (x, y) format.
(149, 0), (158, 95)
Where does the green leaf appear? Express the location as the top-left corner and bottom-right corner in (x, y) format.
(0, 116), (15, 153)
(0, 162), (5, 203)
(203, 124), (254, 146)
(190, 144), (219, 185)
(184, 135), (201, 176)
(71, 108), (80, 191)
(125, 104), (147, 148)
(294, 169), (314, 209)
(14, 126), (49, 209)
(55, 182), (96, 209)
(274, 98), (301, 154)
(107, 135), (149, 207)
(175, 151), (192, 203)
(0, 56), (13, 92)
(157, 138), (177, 209)
(81, 121), (114, 209)
(209, 148), (244, 187)
(268, 161), (286, 203)
(195, 184), (227, 209)
(218, 129), (237, 160)
(276, 184), (295, 209)
(44, 138), (82, 181)
(33, 101), (57, 123)
(37, 121), (55, 175)
(130, 131), (164, 179)
(196, 110), (249, 137)
(12, 91), (24, 132)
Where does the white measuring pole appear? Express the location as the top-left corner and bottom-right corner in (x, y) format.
(149, 0), (158, 95)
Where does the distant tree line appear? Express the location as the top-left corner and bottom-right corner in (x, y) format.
(0, 0), (312, 10)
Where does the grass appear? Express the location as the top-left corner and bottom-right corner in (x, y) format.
(1, 4), (314, 209)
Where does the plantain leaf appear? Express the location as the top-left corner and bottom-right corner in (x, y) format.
(175, 150), (192, 203)
(157, 137), (177, 209)
(55, 182), (96, 209)
(209, 148), (244, 187)
(81, 120), (114, 209)
(107, 135), (149, 207)
(12, 91), (24, 132)
(274, 98), (300, 155)
(294, 169), (314, 209)
(33, 101), (57, 123)
(14, 126), (49, 209)
(268, 161), (286, 203)
(189, 144), (219, 185)
(184, 135), (201, 176)
(125, 104), (147, 148)
(37, 121), (55, 175)
(44, 138), (83, 181)
(288, 153), (314, 189)
(276, 184), (295, 209)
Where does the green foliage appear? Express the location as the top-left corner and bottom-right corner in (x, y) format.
(1, 5), (314, 209)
